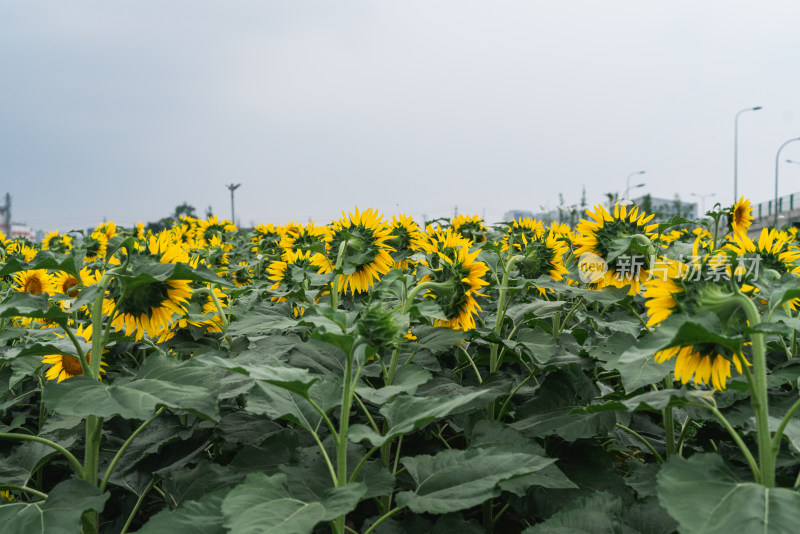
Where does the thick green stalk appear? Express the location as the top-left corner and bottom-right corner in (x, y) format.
(333, 338), (365, 533)
(89, 271), (115, 380)
(662, 376), (676, 458)
(0, 433), (84, 478)
(490, 255), (524, 373)
(330, 241), (348, 310)
(734, 293), (773, 486)
(99, 408), (165, 492)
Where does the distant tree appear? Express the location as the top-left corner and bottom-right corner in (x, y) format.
(146, 202), (198, 233)
(205, 205), (214, 218)
(580, 186), (587, 210)
(641, 194), (653, 215)
(605, 192), (619, 210)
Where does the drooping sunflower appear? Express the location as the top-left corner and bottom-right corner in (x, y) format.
(643, 258), (691, 327)
(230, 261), (253, 287)
(386, 214), (426, 271)
(251, 223), (284, 256)
(279, 221), (327, 258)
(418, 238), (489, 331)
(41, 324), (107, 382)
(318, 207), (395, 295)
(41, 231), (72, 253)
(82, 231), (109, 263)
(94, 221), (119, 240)
(726, 228), (800, 277)
(729, 197), (754, 237)
(107, 234), (193, 342)
(451, 214), (488, 244)
(654, 344), (749, 391)
(266, 248), (327, 315)
(574, 203), (657, 294)
(195, 215), (237, 246)
(13, 269), (56, 296)
(500, 218), (545, 253)
(6, 241), (37, 262)
(515, 230), (570, 286)
(178, 285), (229, 334)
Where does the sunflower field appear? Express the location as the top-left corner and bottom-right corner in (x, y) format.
(3, 200), (800, 533)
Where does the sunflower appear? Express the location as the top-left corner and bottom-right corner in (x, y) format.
(451, 214), (488, 243)
(107, 235), (193, 342)
(730, 197), (754, 237)
(6, 242), (37, 262)
(178, 286), (228, 333)
(574, 203), (657, 294)
(13, 269), (56, 296)
(726, 228), (800, 277)
(251, 223), (284, 256)
(500, 218), (545, 253)
(195, 215), (237, 245)
(41, 324), (107, 382)
(82, 231), (109, 263)
(231, 261), (253, 287)
(386, 214), (426, 270)
(516, 230), (570, 285)
(654, 344), (749, 391)
(643, 258), (691, 326)
(279, 221), (327, 258)
(267, 249), (327, 315)
(94, 221), (118, 240)
(419, 231), (489, 331)
(41, 231), (72, 253)
(319, 207), (395, 295)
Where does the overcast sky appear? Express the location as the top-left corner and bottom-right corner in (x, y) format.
(3, 1), (800, 233)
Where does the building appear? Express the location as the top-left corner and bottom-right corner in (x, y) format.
(630, 195), (697, 221)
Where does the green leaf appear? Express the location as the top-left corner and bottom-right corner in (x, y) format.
(395, 447), (556, 514)
(221, 472), (365, 533)
(44, 356), (221, 421)
(0, 479), (109, 534)
(198, 354), (318, 395)
(355, 364), (431, 404)
(522, 491), (625, 534)
(0, 292), (69, 321)
(245, 379), (341, 432)
(657, 453), (800, 534)
(511, 366), (617, 441)
(348, 389), (496, 447)
(413, 326), (467, 351)
(137, 487), (229, 534)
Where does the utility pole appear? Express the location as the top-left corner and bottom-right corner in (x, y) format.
(226, 183), (241, 224)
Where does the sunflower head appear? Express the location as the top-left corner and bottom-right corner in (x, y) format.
(320, 207), (395, 295)
(357, 305), (405, 354)
(655, 343), (749, 391)
(451, 214), (488, 244)
(517, 230), (569, 283)
(574, 203), (657, 294)
(82, 231), (109, 263)
(500, 218), (545, 253)
(419, 237), (489, 331)
(729, 197), (754, 237)
(41, 231), (72, 253)
(385, 214), (425, 270)
(41, 324), (107, 382)
(13, 269), (56, 296)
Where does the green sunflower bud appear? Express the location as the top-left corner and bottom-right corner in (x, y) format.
(357, 305), (405, 353)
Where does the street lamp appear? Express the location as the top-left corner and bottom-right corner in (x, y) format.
(226, 183), (241, 224)
(734, 106), (763, 202)
(625, 170), (646, 199)
(787, 159), (800, 166)
(774, 138), (800, 226)
(691, 192), (716, 216)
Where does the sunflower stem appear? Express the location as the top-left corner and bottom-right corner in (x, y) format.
(99, 407), (165, 493)
(0, 433), (84, 478)
(490, 255), (525, 374)
(615, 423), (664, 463)
(662, 376), (676, 458)
(120, 476), (160, 534)
(334, 337), (366, 533)
(733, 293), (774, 487)
(89, 270), (117, 381)
(770, 395), (800, 462)
(330, 240), (348, 310)
(59, 320), (90, 377)
(0, 484), (48, 500)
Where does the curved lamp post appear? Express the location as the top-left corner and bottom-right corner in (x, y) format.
(226, 183), (241, 223)
(691, 192), (716, 216)
(734, 106), (763, 202)
(774, 138), (800, 226)
(625, 170), (646, 199)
